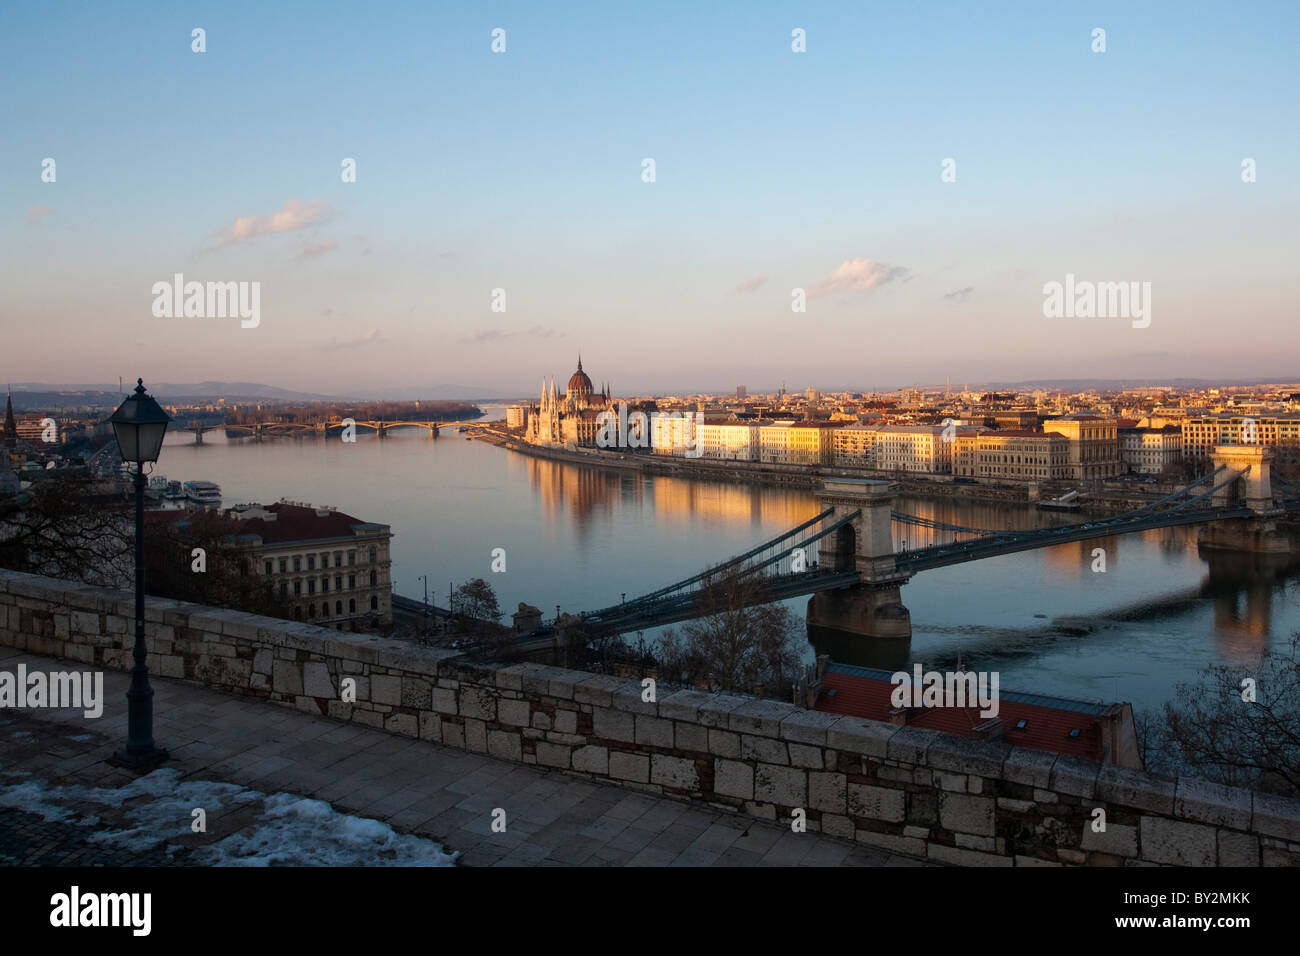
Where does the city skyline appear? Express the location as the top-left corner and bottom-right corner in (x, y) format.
(3, 1), (1297, 392)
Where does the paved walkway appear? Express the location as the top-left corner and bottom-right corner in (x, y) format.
(0, 647), (926, 866)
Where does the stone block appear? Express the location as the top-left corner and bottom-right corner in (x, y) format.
(418, 711), (442, 743)
(740, 734), (788, 764)
(371, 674), (402, 706)
(1174, 776), (1252, 830)
(939, 792), (995, 836)
(609, 751), (649, 783)
(826, 715), (898, 759)
(847, 783), (905, 823)
(708, 729), (741, 758)
(302, 661), (335, 698)
(674, 722), (709, 753)
(1140, 816), (1217, 866)
(754, 764), (806, 807)
(728, 699), (798, 738)
(787, 742), (823, 769)
(593, 706), (636, 743)
(488, 731), (522, 762)
(809, 772), (846, 814)
(651, 754), (699, 790)
(458, 685), (496, 721)
(714, 759), (754, 800)
(635, 714), (674, 748)
(464, 717), (488, 753)
(497, 698), (531, 727)
(1049, 756), (1101, 799)
(1251, 791), (1300, 843)
(656, 689), (714, 722)
(778, 708), (842, 747)
(1081, 822), (1138, 857)
(271, 661), (303, 697)
(571, 745), (609, 775)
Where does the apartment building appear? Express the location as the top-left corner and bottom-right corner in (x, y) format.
(872, 425), (953, 474)
(1181, 414), (1300, 468)
(1119, 424), (1182, 474)
(695, 421), (763, 461)
(953, 429), (1071, 480)
(1042, 414), (1124, 480)
(150, 500), (394, 630)
(759, 421), (838, 465)
(831, 423), (875, 467)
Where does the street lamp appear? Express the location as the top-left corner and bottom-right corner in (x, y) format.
(108, 379), (171, 771)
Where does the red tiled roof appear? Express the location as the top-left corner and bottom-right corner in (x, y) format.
(815, 663), (1109, 762)
(146, 501), (383, 544)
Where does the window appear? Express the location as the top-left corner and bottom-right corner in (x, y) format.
(307, 555), (316, 571)
(369, 570), (377, 587)
(348, 574), (355, 589)
(279, 582), (287, 597)
(264, 560), (273, 575)
(370, 596), (378, 611)
(293, 607), (301, 620)
(334, 551), (343, 566)
(369, 547), (377, 564)
(320, 552), (329, 568)
(349, 598), (356, 613)
(308, 579), (316, 595)
(335, 575), (343, 591)
(279, 558), (287, 574)
(348, 551), (356, 566)
(293, 556), (302, 572)
(335, 600), (343, 615)
(322, 603), (329, 618)
(293, 580), (302, 596)
(308, 604), (315, 618)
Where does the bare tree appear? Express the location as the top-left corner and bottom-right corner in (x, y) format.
(655, 565), (804, 695)
(0, 475), (133, 588)
(1143, 634), (1300, 797)
(142, 522), (291, 619)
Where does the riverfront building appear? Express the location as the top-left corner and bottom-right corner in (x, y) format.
(1119, 423), (1183, 475)
(526, 357), (613, 449)
(148, 500), (394, 631)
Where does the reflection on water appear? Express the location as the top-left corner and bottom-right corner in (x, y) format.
(157, 424), (1300, 714)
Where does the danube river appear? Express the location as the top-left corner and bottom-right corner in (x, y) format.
(157, 410), (1300, 717)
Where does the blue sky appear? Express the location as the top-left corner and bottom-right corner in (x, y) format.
(2, 1), (1297, 394)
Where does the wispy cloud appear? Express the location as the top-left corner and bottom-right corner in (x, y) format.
(733, 276), (767, 294)
(463, 326), (564, 343)
(318, 329), (381, 350)
(26, 204), (52, 226)
(943, 286), (974, 301)
(298, 238), (338, 259)
(463, 329), (512, 343)
(212, 199), (332, 247)
(808, 259), (910, 298)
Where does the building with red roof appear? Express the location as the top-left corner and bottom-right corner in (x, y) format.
(813, 660), (1139, 767)
(147, 500), (393, 630)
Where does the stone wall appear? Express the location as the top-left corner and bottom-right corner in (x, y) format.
(2, 568), (1298, 866)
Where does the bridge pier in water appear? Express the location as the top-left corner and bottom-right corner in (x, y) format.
(1199, 444), (1291, 554)
(806, 478), (914, 640)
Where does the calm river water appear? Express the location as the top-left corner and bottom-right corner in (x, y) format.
(157, 409), (1300, 716)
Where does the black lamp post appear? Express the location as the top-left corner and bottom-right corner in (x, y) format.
(108, 379), (171, 770)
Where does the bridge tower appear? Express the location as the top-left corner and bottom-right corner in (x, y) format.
(807, 479), (913, 640)
(1200, 445), (1290, 553)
